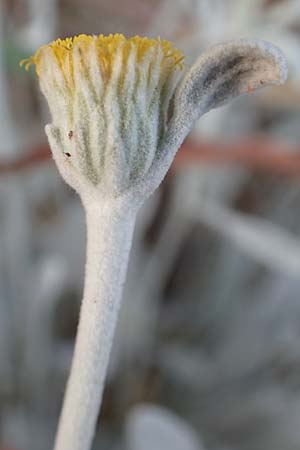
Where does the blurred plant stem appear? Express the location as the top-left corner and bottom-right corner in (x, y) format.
(1, 137), (300, 177)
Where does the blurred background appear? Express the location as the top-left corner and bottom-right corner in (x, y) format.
(1, 0), (300, 449)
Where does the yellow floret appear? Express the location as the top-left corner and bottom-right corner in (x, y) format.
(20, 33), (185, 80)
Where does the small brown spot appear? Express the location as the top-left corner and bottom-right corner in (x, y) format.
(247, 85), (254, 93)
(65, 152), (71, 157)
(260, 80), (264, 85)
(68, 130), (73, 140)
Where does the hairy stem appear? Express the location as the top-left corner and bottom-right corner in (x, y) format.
(53, 199), (137, 450)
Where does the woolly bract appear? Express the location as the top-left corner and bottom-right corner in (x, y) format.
(21, 34), (287, 201)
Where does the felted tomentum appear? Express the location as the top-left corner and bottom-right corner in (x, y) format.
(22, 34), (288, 450)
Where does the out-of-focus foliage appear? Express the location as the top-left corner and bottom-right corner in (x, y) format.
(1, 1), (300, 450)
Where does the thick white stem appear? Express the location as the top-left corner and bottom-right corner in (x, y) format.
(53, 199), (137, 450)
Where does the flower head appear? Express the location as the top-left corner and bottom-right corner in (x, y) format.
(21, 34), (287, 202)
(21, 34), (184, 122)
(21, 34), (185, 198)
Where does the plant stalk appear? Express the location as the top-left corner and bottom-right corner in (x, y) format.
(53, 199), (137, 450)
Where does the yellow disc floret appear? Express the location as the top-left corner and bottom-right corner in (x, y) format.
(20, 33), (184, 82)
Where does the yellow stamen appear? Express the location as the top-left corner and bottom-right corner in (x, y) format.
(20, 33), (185, 79)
